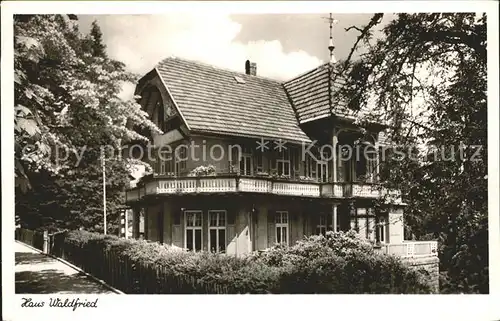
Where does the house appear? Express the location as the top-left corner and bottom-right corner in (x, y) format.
(125, 56), (436, 258)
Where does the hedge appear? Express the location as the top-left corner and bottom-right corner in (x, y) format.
(61, 229), (432, 294)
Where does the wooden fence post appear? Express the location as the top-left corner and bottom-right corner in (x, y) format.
(42, 231), (48, 254)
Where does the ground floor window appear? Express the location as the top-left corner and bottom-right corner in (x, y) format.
(185, 210), (202, 252)
(275, 211), (289, 245)
(315, 212), (333, 236)
(208, 210), (226, 253)
(350, 208), (377, 241)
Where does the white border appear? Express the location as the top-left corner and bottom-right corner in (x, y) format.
(2, 2), (499, 321)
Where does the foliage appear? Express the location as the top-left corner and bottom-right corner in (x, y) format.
(335, 13), (488, 293)
(14, 15), (159, 232)
(188, 165), (217, 177)
(63, 229), (431, 294)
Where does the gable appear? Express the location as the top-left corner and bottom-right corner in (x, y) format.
(136, 72), (189, 145)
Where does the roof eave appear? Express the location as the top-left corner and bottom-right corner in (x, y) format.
(154, 67), (192, 132)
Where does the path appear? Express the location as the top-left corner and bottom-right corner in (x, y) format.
(15, 241), (115, 294)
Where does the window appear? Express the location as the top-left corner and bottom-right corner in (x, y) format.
(355, 149), (367, 181)
(158, 150), (172, 175)
(377, 216), (387, 243)
(176, 146), (187, 173)
(315, 213), (332, 236)
(149, 158), (158, 175)
(276, 151), (291, 177)
(155, 99), (165, 132)
(305, 155), (317, 180)
(256, 150), (264, 173)
(317, 161), (328, 183)
(185, 211), (202, 252)
(208, 211), (226, 253)
(240, 153), (253, 176)
(290, 148), (300, 178)
(144, 87), (165, 132)
(275, 211), (289, 245)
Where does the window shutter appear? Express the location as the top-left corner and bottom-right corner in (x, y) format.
(172, 209), (183, 247)
(267, 210), (275, 247)
(144, 207), (149, 240)
(269, 150), (277, 173)
(289, 211), (295, 245)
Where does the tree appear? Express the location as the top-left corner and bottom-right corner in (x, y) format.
(334, 13), (487, 293)
(14, 15), (159, 232)
(89, 20), (107, 58)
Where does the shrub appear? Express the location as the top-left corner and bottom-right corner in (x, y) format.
(60, 229), (432, 294)
(250, 231), (432, 294)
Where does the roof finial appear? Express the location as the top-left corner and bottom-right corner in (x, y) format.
(323, 13), (338, 63)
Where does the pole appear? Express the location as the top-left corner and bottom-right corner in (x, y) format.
(102, 152), (107, 235)
(125, 209), (129, 239)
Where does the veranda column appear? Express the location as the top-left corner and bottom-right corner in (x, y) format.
(133, 207), (140, 239)
(349, 201), (357, 231)
(332, 127), (338, 182)
(332, 203), (338, 232)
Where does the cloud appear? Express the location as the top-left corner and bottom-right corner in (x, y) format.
(81, 14), (323, 99)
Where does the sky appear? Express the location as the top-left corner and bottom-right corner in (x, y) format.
(77, 14), (392, 98)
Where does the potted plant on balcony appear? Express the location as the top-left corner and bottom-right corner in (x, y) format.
(256, 171), (269, 177)
(229, 164), (240, 175)
(189, 164), (217, 177)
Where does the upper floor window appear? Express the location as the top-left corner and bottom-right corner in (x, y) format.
(176, 146), (187, 173)
(276, 150), (290, 177)
(255, 150), (264, 173)
(240, 147), (253, 176)
(158, 149), (173, 175)
(290, 148), (300, 178)
(305, 155), (317, 180)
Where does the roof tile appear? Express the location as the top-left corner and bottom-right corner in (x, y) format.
(284, 63), (355, 122)
(155, 57), (311, 144)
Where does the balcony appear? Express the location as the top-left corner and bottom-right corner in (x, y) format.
(375, 241), (438, 258)
(126, 174), (401, 202)
(320, 182), (401, 200)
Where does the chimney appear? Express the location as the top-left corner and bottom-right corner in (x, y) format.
(250, 62), (257, 76)
(245, 60), (257, 76)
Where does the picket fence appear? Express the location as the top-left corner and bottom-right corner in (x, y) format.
(15, 228), (231, 294)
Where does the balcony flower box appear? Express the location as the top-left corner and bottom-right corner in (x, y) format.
(189, 165), (217, 177)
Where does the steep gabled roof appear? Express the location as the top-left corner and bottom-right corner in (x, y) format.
(283, 63), (355, 123)
(154, 57), (311, 144)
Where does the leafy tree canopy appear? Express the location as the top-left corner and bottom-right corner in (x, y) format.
(14, 15), (159, 231)
(335, 13), (487, 293)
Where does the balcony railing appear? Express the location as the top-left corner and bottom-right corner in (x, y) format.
(375, 241), (438, 258)
(126, 174), (401, 202)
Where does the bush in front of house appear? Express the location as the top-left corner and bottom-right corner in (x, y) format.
(249, 231), (432, 294)
(61, 229), (432, 294)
